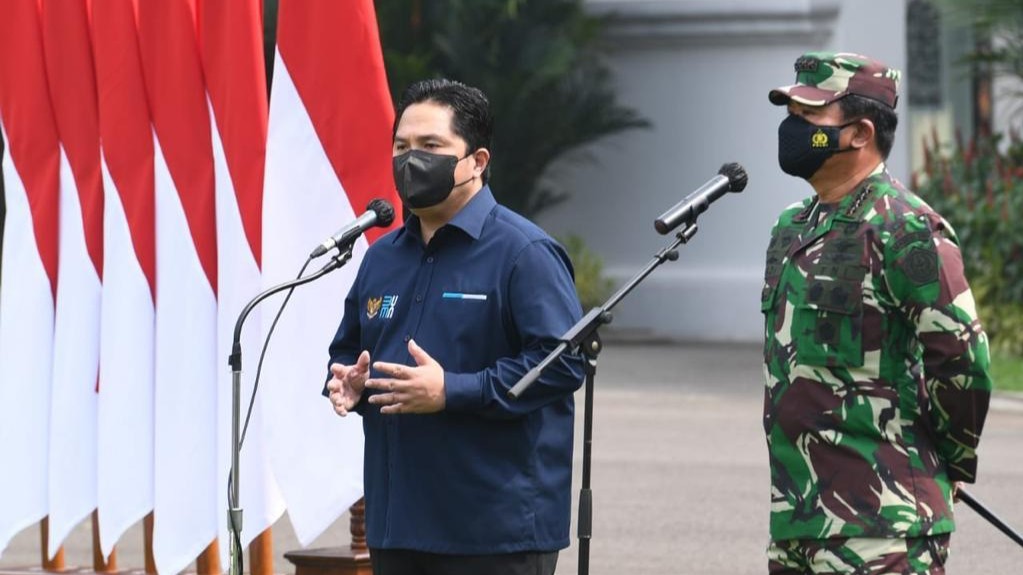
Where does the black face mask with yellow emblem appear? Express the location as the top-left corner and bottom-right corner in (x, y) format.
(777, 115), (858, 179)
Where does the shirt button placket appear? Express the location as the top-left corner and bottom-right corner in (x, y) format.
(406, 253), (434, 350)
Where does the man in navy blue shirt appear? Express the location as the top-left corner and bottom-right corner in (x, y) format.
(325, 78), (585, 575)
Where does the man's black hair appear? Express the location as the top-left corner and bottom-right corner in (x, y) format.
(394, 79), (494, 182)
(838, 94), (898, 159)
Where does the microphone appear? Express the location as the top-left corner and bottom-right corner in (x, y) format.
(654, 163), (748, 234)
(310, 198), (396, 258)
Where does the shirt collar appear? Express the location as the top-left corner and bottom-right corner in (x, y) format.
(445, 185), (496, 240)
(393, 185), (497, 244)
(794, 162), (888, 224)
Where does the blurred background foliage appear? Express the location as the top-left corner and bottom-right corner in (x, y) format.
(914, 130), (1023, 356)
(919, 1), (1023, 367)
(558, 234), (614, 310)
(375, 0), (648, 218)
(375, 0), (644, 305)
(937, 0), (1023, 84)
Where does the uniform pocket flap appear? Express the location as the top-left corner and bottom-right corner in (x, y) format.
(800, 278), (862, 314)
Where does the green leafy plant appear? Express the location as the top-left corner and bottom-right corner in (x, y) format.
(377, 0), (649, 217)
(936, 0), (1023, 68)
(935, 0), (1023, 118)
(914, 128), (1023, 354)
(558, 234), (614, 311)
(991, 350), (1023, 391)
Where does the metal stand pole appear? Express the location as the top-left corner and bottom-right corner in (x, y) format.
(577, 334), (600, 575)
(227, 248), (353, 575)
(228, 367), (243, 575)
(507, 224), (700, 575)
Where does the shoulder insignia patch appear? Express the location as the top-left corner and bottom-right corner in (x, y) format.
(891, 230), (932, 253)
(902, 247), (938, 285)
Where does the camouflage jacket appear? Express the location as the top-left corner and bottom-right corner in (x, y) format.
(761, 168), (992, 541)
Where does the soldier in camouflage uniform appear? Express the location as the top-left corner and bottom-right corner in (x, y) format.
(761, 52), (993, 574)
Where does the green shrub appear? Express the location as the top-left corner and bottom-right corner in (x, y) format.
(914, 129), (1023, 354)
(559, 234), (613, 311)
(376, 0), (649, 218)
(991, 350), (1023, 391)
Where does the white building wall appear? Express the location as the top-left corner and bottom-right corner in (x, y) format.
(538, 0), (908, 341)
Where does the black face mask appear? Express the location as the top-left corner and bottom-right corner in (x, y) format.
(392, 149), (472, 209)
(777, 115), (859, 179)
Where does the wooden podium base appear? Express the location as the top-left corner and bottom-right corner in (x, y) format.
(283, 547), (370, 575)
(284, 499), (371, 575)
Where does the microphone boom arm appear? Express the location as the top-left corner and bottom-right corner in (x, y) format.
(507, 223), (697, 399)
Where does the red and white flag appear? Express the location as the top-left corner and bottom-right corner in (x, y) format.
(137, 1), (219, 572)
(200, 0), (285, 559)
(263, 0), (400, 544)
(40, 0), (104, 554)
(93, 0), (156, 558)
(0, 0), (60, 555)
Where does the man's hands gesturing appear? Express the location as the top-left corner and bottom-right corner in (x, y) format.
(366, 339), (446, 414)
(326, 350), (371, 417)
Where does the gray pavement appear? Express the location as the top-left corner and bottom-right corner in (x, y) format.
(2, 342), (1021, 574)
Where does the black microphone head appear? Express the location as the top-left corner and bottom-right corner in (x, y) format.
(718, 162), (748, 192)
(367, 198), (396, 227)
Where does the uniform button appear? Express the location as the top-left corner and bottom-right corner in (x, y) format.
(415, 295), (423, 303)
(426, 256), (435, 263)
(403, 335), (411, 343)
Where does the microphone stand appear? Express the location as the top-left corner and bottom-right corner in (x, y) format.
(507, 223), (700, 575)
(226, 244), (355, 575)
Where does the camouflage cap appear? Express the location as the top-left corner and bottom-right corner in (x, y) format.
(769, 51), (901, 109)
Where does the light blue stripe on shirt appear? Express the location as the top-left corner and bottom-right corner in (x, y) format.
(442, 292), (488, 301)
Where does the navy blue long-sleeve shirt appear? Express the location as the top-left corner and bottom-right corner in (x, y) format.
(326, 186), (585, 554)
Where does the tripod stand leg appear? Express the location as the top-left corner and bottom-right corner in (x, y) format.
(959, 488), (1023, 548)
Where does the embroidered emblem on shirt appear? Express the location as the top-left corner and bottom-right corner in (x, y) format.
(902, 247), (939, 286)
(380, 295), (399, 319)
(366, 297), (382, 319)
(891, 230), (931, 252)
